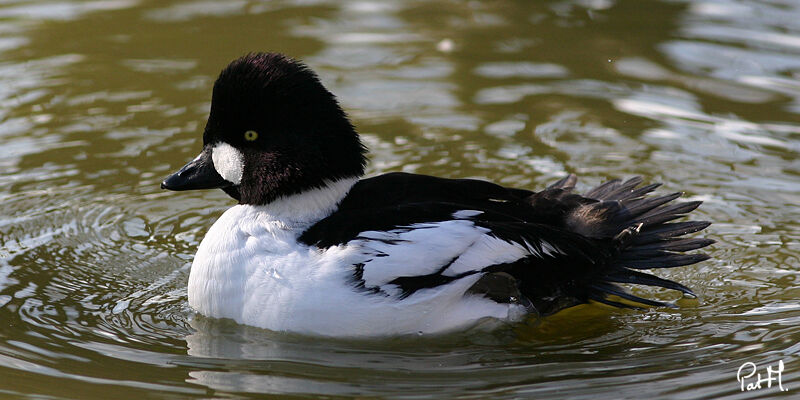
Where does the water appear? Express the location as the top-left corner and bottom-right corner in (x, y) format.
(0, 0), (798, 398)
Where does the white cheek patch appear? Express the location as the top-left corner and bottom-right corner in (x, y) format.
(211, 142), (244, 185)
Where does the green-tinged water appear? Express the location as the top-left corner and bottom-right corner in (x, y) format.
(0, 0), (798, 398)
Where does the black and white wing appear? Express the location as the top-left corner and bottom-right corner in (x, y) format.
(299, 200), (603, 313)
(300, 172), (713, 316)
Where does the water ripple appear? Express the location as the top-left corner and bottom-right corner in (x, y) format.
(0, 0), (799, 398)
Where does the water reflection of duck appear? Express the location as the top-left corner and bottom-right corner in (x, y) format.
(162, 53), (713, 337)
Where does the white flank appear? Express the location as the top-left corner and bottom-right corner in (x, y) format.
(211, 142), (244, 185)
(187, 194), (532, 337)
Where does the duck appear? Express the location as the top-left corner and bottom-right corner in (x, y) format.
(161, 52), (713, 337)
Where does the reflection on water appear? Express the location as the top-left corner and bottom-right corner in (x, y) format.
(0, 0), (798, 398)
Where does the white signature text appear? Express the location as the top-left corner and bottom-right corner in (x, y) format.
(737, 360), (789, 392)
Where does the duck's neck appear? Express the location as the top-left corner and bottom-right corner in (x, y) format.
(247, 177), (359, 228)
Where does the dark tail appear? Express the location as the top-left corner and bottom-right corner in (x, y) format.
(561, 175), (714, 309)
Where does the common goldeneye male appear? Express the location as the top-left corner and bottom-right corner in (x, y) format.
(161, 53), (713, 337)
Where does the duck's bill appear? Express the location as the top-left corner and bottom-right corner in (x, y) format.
(161, 149), (231, 191)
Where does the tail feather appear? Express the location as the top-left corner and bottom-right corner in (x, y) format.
(562, 175), (713, 310)
(617, 253), (711, 269)
(637, 201), (702, 226)
(635, 238), (714, 252)
(584, 178), (623, 199)
(590, 282), (676, 308)
(604, 270), (694, 296)
(547, 173), (577, 190)
(627, 183), (662, 199)
(633, 221), (712, 244)
(588, 292), (645, 310)
(624, 192), (682, 216)
(598, 176), (644, 200)
(583, 176), (661, 201)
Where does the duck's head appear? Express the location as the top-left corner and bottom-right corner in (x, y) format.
(161, 52), (367, 205)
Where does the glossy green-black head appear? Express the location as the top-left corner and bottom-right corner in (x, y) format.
(161, 52), (367, 205)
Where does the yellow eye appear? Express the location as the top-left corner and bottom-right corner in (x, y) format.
(244, 130), (258, 141)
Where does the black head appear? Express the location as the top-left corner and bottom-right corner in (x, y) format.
(161, 53), (367, 205)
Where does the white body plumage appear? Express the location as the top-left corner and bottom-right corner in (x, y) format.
(187, 180), (527, 337)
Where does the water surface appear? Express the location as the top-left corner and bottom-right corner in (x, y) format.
(0, 0), (798, 398)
